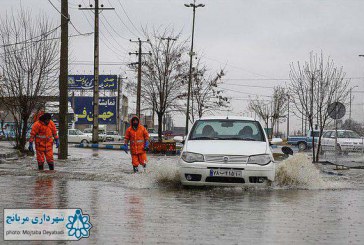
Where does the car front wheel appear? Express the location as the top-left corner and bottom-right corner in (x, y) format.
(81, 139), (89, 144)
(298, 142), (307, 151)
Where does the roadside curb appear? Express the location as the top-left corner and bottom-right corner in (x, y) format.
(75, 143), (126, 150)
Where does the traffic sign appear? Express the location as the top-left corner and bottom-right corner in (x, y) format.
(328, 102), (346, 119)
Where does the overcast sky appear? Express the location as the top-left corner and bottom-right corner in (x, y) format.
(1, 0), (364, 131)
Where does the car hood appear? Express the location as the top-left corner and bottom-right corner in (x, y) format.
(184, 140), (269, 156)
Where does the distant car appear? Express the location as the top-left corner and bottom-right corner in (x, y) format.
(148, 128), (160, 142)
(287, 130), (321, 151)
(68, 129), (93, 144)
(179, 116), (275, 187)
(321, 130), (364, 154)
(105, 131), (123, 141)
(83, 128), (106, 142)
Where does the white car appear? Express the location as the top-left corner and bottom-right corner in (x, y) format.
(105, 131), (123, 141)
(83, 128), (107, 142)
(148, 128), (160, 142)
(179, 116), (275, 186)
(321, 130), (363, 154)
(68, 129), (93, 144)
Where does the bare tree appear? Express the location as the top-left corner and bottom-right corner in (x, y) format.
(249, 86), (288, 138)
(289, 52), (349, 162)
(249, 98), (270, 131)
(0, 10), (60, 151)
(186, 58), (230, 122)
(270, 86), (288, 136)
(127, 28), (189, 141)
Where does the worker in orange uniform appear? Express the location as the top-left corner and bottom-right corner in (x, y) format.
(123, 116), (150, 173)
(28, 113), (59, 170)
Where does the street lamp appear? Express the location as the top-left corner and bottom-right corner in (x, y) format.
(349, 85), (359, 123)
(184, 1), (205, 136)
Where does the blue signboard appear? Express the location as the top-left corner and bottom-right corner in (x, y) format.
(71, 97), (117, 125)
(68, 75), (117, 90)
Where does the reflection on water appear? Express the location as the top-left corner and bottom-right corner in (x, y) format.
(0, 148), (363, 244)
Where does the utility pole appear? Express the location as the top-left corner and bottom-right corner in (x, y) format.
(349, 86), (358, 127)
(79, 1), (114, 143)
(184, 1), (205, 136)
(129, 38), (151, 118)
(59, 0), (69, 159)
(117, 75), (127, 134)
(286, 94), (290, 140)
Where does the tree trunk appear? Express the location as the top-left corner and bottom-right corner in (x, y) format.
(157, 112), (163, 142)
(19, 116), (29, 152)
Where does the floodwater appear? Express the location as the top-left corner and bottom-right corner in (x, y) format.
(0, 147), (364, 244)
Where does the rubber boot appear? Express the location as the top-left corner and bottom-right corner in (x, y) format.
(38, 163), (44, 171)
(142, 164), (147, 169)
(48, 162), (54, 171)
(133, 166), (139, 173)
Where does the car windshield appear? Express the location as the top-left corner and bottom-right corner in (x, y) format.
(189, 119), (266, 142)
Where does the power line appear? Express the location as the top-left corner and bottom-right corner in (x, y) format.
(115, 0), (144, 37)
(80, 8), (125, 57)
(0, 25), (61, 47)
(48, 0), (69, 19)
(223, 77), (364, 81)
(107, 0), (139, 38)
(204, 56), (271, 78)
(221, 82), (275, 89)
(220, 87), (272, 97)
(100, 12), (130, 41)
(99, 17), (128, 53)
(0, 31), (92, 57)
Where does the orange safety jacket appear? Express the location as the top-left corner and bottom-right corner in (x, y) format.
(125, 121), (149, 155)
(29, 120), (58, 152)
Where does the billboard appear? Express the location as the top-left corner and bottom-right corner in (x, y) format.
(71, 97), (116, 125)
(68, 75), (117, 90)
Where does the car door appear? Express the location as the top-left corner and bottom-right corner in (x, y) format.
(68, 129), (76, 143)
(321, 131), (332, 151)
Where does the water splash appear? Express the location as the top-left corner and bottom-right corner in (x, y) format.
(121, 157), (181, 189)
(0, 153), (352, 190)
(275, 153), (349, 189)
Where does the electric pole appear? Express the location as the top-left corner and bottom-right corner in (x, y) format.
(349, 86), (358, 128)
(117, 75), (127, 134)
(184, 1), (205, 136)
(59, 0), (69, 159)
(286, 94), (290, 140)
(129, 38), (151, 118)
(79, 1), (114, 143)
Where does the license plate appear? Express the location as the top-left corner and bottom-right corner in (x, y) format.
(209, 169), (242, 177)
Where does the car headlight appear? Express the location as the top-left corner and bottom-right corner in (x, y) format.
(181, 152), (204, 163)
(247, 154), (272, 165)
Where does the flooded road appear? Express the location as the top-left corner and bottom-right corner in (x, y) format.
(0, 147), (364, 244)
